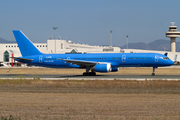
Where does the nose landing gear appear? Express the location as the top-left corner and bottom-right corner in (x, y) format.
(151, 67), (157, 76)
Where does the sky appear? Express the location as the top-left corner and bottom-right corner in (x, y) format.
(1, 0), (180, 46)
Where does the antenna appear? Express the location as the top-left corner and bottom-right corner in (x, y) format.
(170, 22), (175, 26)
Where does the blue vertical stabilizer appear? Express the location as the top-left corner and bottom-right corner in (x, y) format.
(13, 30), (43, 56)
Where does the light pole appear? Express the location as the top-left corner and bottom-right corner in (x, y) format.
(110, 31), (112, 47)
(53, 27), (58, 53)
(126, 35), (128, 49)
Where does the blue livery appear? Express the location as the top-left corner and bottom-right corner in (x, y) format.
(12, 30), (174, 76)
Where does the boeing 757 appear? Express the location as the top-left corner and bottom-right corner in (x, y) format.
(12, 30), (174, 76)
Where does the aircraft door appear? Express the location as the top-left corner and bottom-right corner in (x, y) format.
(122, 55), (126, 62)
(39, 56), (43, 63)
(155, 55), (158, 62)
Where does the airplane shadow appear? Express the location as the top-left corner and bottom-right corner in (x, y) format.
(59, 74), (106, 78)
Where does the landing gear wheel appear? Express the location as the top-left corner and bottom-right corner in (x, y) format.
(83, 72), (87, 76)
(90, 72), (96, 76)
(83, 72), (96, 76)
(152, 67), (156, 76)
(151, 73), (155, 76)
(83, 72), (90, 76)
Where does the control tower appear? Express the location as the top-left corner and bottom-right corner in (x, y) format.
(166, 22), (180, 52)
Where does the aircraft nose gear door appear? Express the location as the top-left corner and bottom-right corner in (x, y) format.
(122, 55), (126, 62)
(39, 56), (43, 63)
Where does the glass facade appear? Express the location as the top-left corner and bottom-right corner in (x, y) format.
(3, 51), (9, 62)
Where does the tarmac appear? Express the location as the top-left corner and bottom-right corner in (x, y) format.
(0, 74), (180, 80)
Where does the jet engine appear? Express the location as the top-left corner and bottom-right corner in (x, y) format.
(91, 63), (111, 72)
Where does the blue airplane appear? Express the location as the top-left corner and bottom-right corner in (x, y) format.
(12, 30), (174, 76)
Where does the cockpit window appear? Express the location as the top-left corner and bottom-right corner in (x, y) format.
(163, 57), (170, 60)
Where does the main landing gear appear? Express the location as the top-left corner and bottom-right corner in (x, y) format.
(83, 72), (96, 76)
(151, 67), (157, 76)
(82, 67), (96, 76)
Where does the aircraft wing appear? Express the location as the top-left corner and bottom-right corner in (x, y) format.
(10, 57), (34, 61)
(58, 58), (98, 67)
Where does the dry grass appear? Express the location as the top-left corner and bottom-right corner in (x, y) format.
(0, 67), (180, 75)
(0, 92), (180, 120)
(0, 79), (180, 94)
(0, 80), (180, 119)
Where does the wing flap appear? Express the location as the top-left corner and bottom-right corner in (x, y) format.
(57, 58), (98, 67)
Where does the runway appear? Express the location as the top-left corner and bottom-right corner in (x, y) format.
(0, 74), (180, 80)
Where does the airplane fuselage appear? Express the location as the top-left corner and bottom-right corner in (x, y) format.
(17, 53), (174, 68)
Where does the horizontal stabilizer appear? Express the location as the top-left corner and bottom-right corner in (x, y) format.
(9, 57), (34, 61)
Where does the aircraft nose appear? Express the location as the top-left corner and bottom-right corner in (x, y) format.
(169, 60), (174, 66)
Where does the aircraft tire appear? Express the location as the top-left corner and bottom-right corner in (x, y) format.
(83, 72), (87, 76)
(83, 72), (96, 76)
(91, 72), (96, 76)
(151, 73), (155, 76)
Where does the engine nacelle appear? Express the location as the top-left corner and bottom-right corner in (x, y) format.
(92, 63), (112, 72)
(111, 67), (119, 72)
